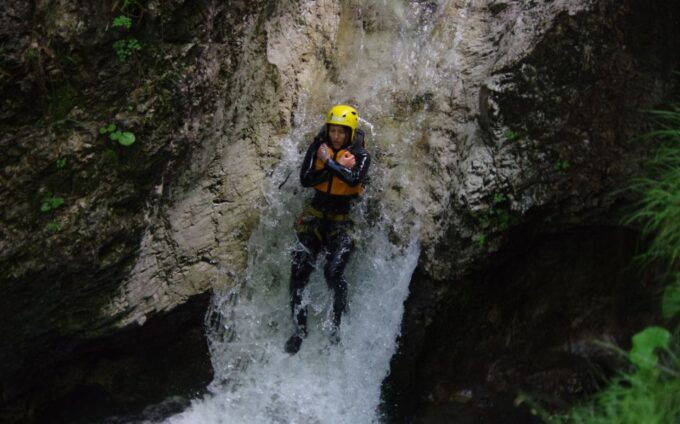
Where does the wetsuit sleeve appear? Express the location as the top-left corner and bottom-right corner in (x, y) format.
(300, 135), (331, 187)
(324, 148), (370, 187)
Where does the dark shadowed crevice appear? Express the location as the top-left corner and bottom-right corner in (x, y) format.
(383, 226), (660, 423)
(1, 293), (213, 424)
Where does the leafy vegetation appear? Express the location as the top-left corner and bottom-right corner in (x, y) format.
(46, 220), (62, 232)
(505, 128), (521, 141)
(625, 104), (680, 323)
(554, 159), (570, 171)
(627, 159), (680, 266)
(479, 193), (512, 231)
(473, 233), (487, 248)
(544, 104), (680, 424)
(472, 193), (514, 248)
(112, 15), (132, 30)
(110, 2), (142, 62)
(100, 123), (136, 146)
(40, 196), (65, 212)
(113, 38), (142, 63)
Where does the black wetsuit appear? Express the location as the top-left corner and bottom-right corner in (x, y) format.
(289, 128), (370, 340)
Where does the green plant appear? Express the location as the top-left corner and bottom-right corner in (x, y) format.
(110, 0), (142, 63)
(543, 327), (680, 424)
(473, 233), (487, 248)
(479, 193), (512, 231)
(505, 129), (521, 141)
(47, 220), (62, 232)
(25, 47), (39, 59)
(628, 327), (672, 373)
(40, 196), (64, 212)
(626, 107), (680, 269)
(113, 38), (141, 62)
(493, 193), (507, 204)
(56, 158), (67, 169)
(662, 278), (680, 320)
(112, 15), (132, 30)
(99, 123), (136, 146)
(543, 103), (680, 424)
(554, 159), (571, 171)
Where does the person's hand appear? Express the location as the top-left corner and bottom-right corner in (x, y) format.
(337, 151), (356, 168)
(316, 143), (330, 162)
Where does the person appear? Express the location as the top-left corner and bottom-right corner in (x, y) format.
(285, 104), (371, 354)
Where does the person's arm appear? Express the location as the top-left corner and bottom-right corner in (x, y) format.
(300, 131), (331, 187)
(324, 148), (370, 187)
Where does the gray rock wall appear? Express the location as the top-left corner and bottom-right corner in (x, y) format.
(1, 0), (272, 419)
(383, 0), (680, 420)
(1, 0), (679, 422)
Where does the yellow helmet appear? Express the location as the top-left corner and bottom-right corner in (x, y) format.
(325, 104), (359, 140)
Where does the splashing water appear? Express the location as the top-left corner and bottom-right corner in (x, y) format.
(358, 117), (376, 140)
(156, 1), (460, 423)
(161, 128), (420, 424)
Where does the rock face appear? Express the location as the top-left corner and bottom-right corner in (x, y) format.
(1, 0), (271, 420)
(1, 0), (679, 422)
(380, 0), (680, 421)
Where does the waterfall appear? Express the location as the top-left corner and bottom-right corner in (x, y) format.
(155, 1), (456, 423)
(156, 130), (419, 424)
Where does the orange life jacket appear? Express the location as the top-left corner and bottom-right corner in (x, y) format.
(313, 149), (363, 196)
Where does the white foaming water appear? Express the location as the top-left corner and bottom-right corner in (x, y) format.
(157, 1), (456, 423)
(159, 132), (420, 424)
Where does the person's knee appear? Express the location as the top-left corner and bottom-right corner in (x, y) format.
(291, 263), (310, 282)
(291, 249), (314, 278)
(324, 261), (343, 282)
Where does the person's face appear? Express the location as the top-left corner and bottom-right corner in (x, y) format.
(328, 125), (347, 150)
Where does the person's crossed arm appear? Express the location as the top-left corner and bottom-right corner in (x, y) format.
(316, 144), (356, 168)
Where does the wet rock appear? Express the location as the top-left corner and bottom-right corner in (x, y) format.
(1, 0), (680, 422)
(382, 0), (680, 421)
(383, 227), (661, 422)
(2, 293), (213, 424)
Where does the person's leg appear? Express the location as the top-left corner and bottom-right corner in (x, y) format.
(324, 229), (354, 331)
(290, 240), (315, 334)
(286, 230), (320, 354)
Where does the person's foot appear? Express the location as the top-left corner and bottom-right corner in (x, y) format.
(285, 329), (307, 354)
(285, 334), (303, 354)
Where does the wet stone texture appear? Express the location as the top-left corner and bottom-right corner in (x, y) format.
(0, 1), (267, 422)
(383, 0), (680, 422)
(383, 227), (659, 423)
(1, 293), (212, 424)
(1, 0), (680, 423)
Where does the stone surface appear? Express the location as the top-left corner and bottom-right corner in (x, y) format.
(383, 226), (661, 422)
(1, 0), (680, 422)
